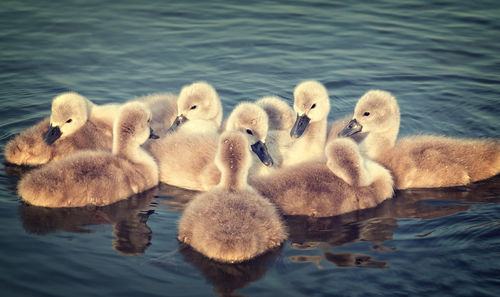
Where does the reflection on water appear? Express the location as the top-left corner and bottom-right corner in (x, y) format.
(154, 175), (499, 295)
(18, 187), (158, 256)
(324, 252), (388, 268)
(286, 175), (500, 270)
(155, 182), (198, 212)
(6, 167), (500, 295)
(4, 162), (38, 179)
(179, 243), (282, 297)
(15, 164), (500, 269)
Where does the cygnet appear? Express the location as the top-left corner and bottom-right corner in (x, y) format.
(5, 92), (118, 166)
(339, 90), (500, 189)
(177, 131), (287, 263)
(18, 102), (159, 207)
(167, 81), (222, 134)
(251, 138), (394, 217)
(283, 80), (331, 166)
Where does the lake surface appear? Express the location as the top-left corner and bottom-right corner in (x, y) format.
(1, 0), (499, 296)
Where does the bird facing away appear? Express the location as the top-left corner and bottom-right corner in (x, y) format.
(18, 101), (159, 207)
(251, 137), (394, 217)
(338, 90), (500, 189)
(255, 95), (296, 131)
(133, 92), (178, 137)
(177, 131), (287, 263)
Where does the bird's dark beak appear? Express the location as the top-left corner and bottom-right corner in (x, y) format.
(338, 119), (363, 137)
(149, 127), (160, 139)
(290, 113), (311, 138)
(43, 125), (62, 145)
(251, 140), (274, 167)
(167, 114), (188, 134)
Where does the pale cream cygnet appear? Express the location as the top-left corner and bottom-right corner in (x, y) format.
(251, 137), (394, 217)
(167, 81), (222, 134)
(225, 102), (276, 175)
(18, 102), (159, 207)
(177, 131), (287, 263)
(5, 92), (118, 166)
(283, 80), (331, 166)
(339, 90), (500, 189)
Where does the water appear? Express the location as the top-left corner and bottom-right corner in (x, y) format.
(1, 0), (499, 296)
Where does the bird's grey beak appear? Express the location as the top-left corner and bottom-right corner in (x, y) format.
(167, 114), (188, 133)
(43, 125), (62, 145)
(290, 113), (311, 138)
(149, 127), (160, 139)
(251, 140), (274, 167)
(338, 119), (363, 137)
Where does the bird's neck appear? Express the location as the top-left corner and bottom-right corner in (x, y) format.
(288, 118), (328, 164)
(114, 140), (156, 172)
(360, 127), (398, 160)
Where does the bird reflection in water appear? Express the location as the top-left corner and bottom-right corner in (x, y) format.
(4, 163), (36, 179)
(154, 182), (198, 212)
(18, 187), (159, 256)
(179, 242), (283, 297)
(287, 175), (500, 269)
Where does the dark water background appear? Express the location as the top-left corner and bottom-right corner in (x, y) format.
(1, 0), (499, 296)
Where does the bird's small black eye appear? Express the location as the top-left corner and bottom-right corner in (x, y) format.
(363, 112), (370, 116)
(246, 129), (253, 135)
(311, 103), (316, 109)
(190, 105), (197, 110)
(66, 119), (72, 123)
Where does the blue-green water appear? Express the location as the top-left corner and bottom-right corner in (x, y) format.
(1, 0), (500, 296)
